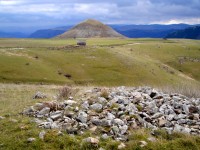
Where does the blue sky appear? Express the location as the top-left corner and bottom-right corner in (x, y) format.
(0, 0), (200, 33)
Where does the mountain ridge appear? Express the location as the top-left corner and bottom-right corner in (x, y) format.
(165, 26), (200, 39)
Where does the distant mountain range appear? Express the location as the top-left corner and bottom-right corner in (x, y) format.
(0, 23), (199, 39)
(111, 24), (193, 38)
(28, 26), (72, 38)
(0, 31), (28, 38)
(165, 26), (200, 39)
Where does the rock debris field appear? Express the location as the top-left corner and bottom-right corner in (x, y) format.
(23, 87), (200, 141)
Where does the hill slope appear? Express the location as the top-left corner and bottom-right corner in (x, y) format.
(29, 26), (72, 38)
(57, 19), (124, 38)
(166, 26), (200, 39)
(0, 38), (199, 87)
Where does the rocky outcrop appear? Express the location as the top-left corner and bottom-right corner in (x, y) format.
(23, 87), (200, 141)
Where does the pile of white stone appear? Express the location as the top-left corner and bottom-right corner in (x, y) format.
(23, 86), (200, 141)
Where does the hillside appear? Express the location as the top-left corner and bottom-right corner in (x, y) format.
(29, 26), (72, 38)
(0, 38), (199, 87)
(57, 19), (124, 38)
(166, 26), (200, 39)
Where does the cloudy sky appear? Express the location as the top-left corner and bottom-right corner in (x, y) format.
(0, 0), (200, 33)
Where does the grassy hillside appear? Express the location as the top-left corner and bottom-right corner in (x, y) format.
(0, 38), (199, 87)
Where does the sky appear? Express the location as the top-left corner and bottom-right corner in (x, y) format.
(0, 0), (200, 33)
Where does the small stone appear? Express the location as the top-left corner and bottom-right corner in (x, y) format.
(27, 138), (36, 143)
(51, 122), (59, 129)
(0, 116), (5, 120)
(112, 126), (120, 135)
(23, 106), (35, 115)
(183, 104), (189, 114)
(107, 112), (115, 120)
(139, 141), (147, 147)
(38, 107), (50, 115)
(101, 134), (109, 140)
(119, 125), (128, 135)
(90, 103), (103, 111)
(64, 100), (77, 106)
(101, 119), (112, 127)
(81, 101), (89, 110)
(50, 112), (62, 121)
(74, 107), (79, 112)
(57, 131), (63, 136)
(151, 113), (163, 119)
(43, 122), (52, 129)
(193, 114), (199, 120)
(147, 137), (157, 142)
(98, 97), (107, 104)
(77, 111), (88, 123)
(39, 130), (46, 140)
(89, 126), (97, 132)
(174, 124), (191, 134)
(158, 116), (167, 127)
(83, 137), (99, 145)
(113, 118), (124, 126)
(91, 117), (102, 126)
(118, 142), (126, 149)
(166, 114), (175, 121)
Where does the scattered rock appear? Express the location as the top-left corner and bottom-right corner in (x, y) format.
(50, 111), (62, 121)
(33, 91), (47, 99)
(38, 107), (50, 115)
(158, 116), (167, 127)
(101, 134), (109, 140)
(0, 116), (5, 120)
(83, 137), (99, 145)
(118, 142), (126, 149)
(90, 103), (103, 111)
(77, 111), (88, 123)
(27, 138), (36, 143)
(139, 141), (147, 147)
(147, 137), (157, 142)
(64, 100), (77, 106)
(39, 130), (46, 140)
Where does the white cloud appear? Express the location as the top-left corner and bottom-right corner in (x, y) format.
(0, 0), (200, 32)
(152, 18), (200, 25)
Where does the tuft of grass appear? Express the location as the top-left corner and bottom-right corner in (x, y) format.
(159, 82), (200, 98)
(100, 88), (109, 99)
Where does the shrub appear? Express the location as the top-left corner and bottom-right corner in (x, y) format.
(57, 86), (72, 100)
